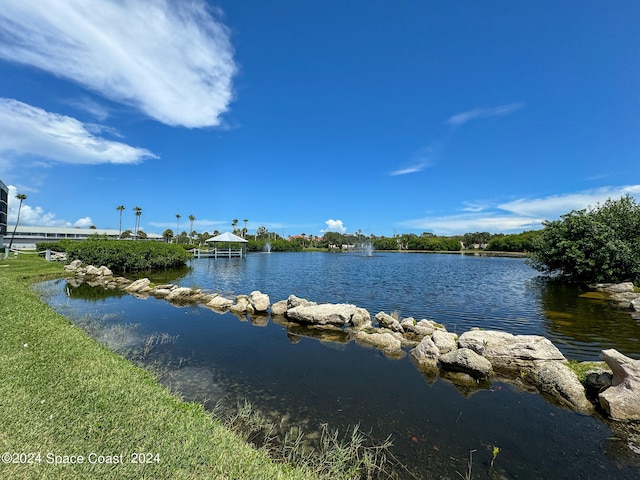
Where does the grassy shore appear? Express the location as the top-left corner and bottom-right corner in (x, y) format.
(0, 255), (312, 480)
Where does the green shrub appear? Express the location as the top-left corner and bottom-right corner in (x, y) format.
(65, 238), (190, 273)
(528, 195), (640, 283)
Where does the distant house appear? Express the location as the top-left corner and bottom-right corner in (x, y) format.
(7, 225), (163, 250)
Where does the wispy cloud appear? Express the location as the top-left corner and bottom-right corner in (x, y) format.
(0, 0), (237, 128)
(444, 102), (525, 128)
(389, 162), (429, 176)
(0, 98), (157, 165)
(398, 185), (640, 235)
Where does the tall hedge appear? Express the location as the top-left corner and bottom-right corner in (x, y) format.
(65, 238), (190, 273)
(527, 195), (640, 283)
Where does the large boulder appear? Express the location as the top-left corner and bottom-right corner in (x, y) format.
(532, 362), (593, 414)
(598, 349), (640, 421)
(457, 330), (566, 369)
(401, 318), (444, 338)
(249, 291), (270, 312)
(410, 337), (440, 368)
(230, 295), (254, 315)
(287, 303), (371, 328)
(439, 348), (492, 379)
(270, 299), (288, 316)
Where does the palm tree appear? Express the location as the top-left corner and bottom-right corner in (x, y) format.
(243, 219), (249, 238)
(116, 205), (126, 237)
(162, 229), (174, 243)
(176, 214), (181, 239)
(132, 206), (142, 239)
(8, 193), (27, 250)
(232, 218), (238, 234)
(189, 215), (196, 243)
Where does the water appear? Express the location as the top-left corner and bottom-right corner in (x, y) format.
(38, 252), (640, 479)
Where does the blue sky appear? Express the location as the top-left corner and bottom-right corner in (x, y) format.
(0, 0), (638, 238)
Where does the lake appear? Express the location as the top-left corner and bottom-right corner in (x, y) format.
(39, 252), (640, 479)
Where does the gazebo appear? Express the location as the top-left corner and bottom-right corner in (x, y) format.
(202, 231), (248, 258)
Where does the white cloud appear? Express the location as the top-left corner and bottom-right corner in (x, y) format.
(398, 185), (640, 236)
(0, 98), (157, 165)
(499, 185), (640, 219)
(73, 217), (94, 228)
(444, 102), (525, 128)
(389, 162), (429, 176)
(0, 0), (236, 128)
(6, 184), (91, 228)
(323, 219), (347, 234)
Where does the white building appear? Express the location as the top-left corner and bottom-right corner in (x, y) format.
(6, 225), (163, 250)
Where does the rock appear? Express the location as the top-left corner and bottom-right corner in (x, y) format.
(355, 331), (402, 354)
(598, 349), (640, 421)
(431, 330), (458, 354)
(439, 348), (492, 379)
(249, 291), (270, 312)
(592, 282), (635, 294)
(585, 370), (613, 394)
(410, 337), (440, 368)
(457, 330), (566, 369)
(632, 298), (640, 312)
(97, 265), (113, 276)
(286, 295), (317, 309)
(287, 303), (371, 328)
(85, 265), (101, 276)
(124, 278), (152, 293)
(65, 259), (83, 272)
(165, 287), (196, 303)
(271, 299), (288, 316)
(230, 295), (254, 314)
(151, 288), (172, 299)
(533, 362), (593, 414)
(207, 295), (234, 310)
(375, 312), (404, 332)
(401, 318), (442, 338)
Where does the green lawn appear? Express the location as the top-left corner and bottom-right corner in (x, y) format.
(0, 255), (312, 480)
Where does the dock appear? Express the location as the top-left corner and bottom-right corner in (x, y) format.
(193, 248), (245, 259)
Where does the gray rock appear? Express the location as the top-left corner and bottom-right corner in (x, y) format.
(533, 362), (594, 414)
(599, 349), (640, 421)
(286, 295), (317, 309)
(431, 330), (458, 354)
(207, 295), (234, 309)
(230, 295), (254, 314)
(85, 265), (101, 276)
(287, 303), (371, 328)
(165, 287), (196, 303)
(592, 282), (635, 293)
(249, 291), (270, 312)
(457, 330), (566, 369)
(439, 348), (492, 379)
(410, 336), (440, 368)
(375, 312), (404, 332)
(124, 278), (152, 293)
(97, 265), (113, 276)
(271, 299), (288, 316)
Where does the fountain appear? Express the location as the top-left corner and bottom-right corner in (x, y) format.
(263, 241), (272, 253)
(362, 242), (374, 257)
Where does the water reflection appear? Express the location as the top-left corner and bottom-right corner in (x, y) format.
(38, 253), (640, 479)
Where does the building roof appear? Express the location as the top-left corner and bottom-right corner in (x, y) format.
(205, 231), (248, 243)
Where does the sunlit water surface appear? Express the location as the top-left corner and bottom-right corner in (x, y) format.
(39, 252), (640, 479)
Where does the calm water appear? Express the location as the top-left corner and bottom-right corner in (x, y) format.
(39, 252), (640, 479)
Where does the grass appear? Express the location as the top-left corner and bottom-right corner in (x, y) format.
(0, 255), (313, 480)
(566, 359), (607, 383)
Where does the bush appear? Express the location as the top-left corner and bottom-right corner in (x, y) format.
(527, 195), (640, 283)
(485, 230), (541, 252)
(65, 238), (190, 273)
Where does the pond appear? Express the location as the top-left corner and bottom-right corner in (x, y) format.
(39, 252), (640, 479)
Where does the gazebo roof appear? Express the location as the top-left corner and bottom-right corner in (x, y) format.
(205, 231), (248, 243)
